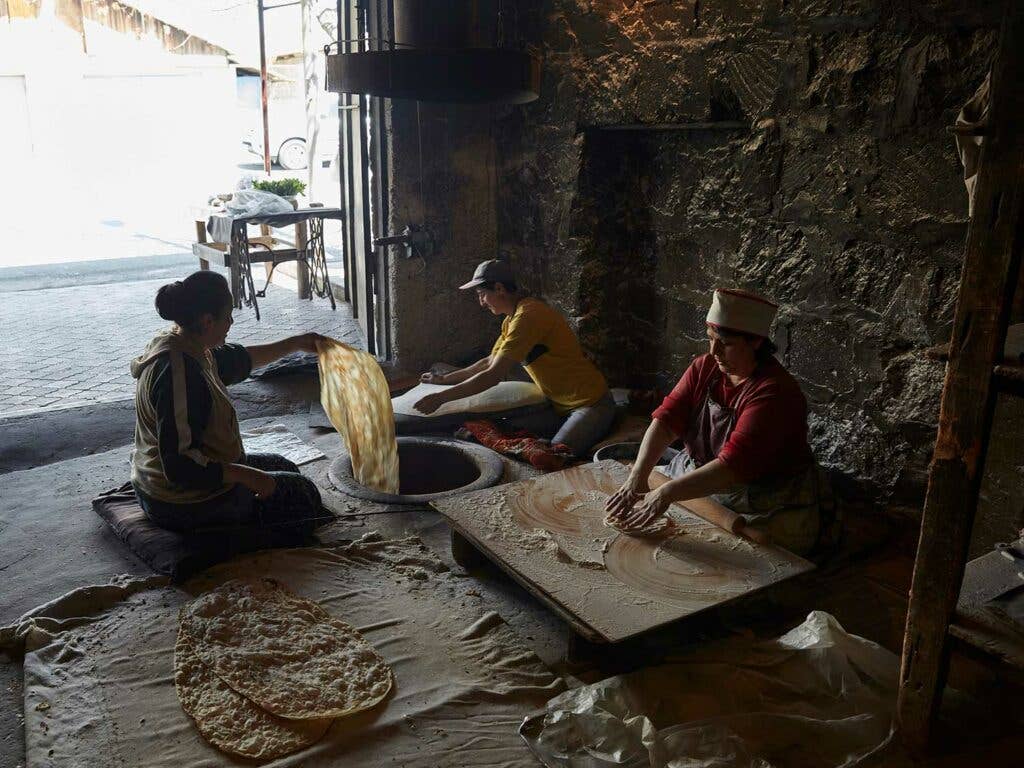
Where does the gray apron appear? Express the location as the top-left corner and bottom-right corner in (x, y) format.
(664, 372), (829, 555)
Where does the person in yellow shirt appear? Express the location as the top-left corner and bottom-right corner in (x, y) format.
(414, 259), (615, 457)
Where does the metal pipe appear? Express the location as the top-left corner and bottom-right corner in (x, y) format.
(257, 0), (272, 175)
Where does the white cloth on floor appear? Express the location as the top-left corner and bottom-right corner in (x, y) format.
(522, 611), (896, 768)
(241, 423), (325, 466)
(20, 535), (565, 767)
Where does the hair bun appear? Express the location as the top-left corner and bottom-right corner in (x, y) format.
(152, 271), (231, 330)
(155, 281), (184, 322)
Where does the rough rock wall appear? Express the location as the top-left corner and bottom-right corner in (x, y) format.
(493, 0), (1004, 505)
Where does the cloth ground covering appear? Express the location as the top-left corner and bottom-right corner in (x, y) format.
(240, 424), (326, 465)
(521, 611), (896, 768)
(92, 483), (331, 583)
(249, 352), (319, 379)
(7, 534), (565, 767)
(392, 381), (550, 435)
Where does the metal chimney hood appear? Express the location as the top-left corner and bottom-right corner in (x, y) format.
(325, 0), (540, 104)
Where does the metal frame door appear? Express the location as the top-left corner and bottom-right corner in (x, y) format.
(337, 0), (392, 358)
(366, 0), (393, 358)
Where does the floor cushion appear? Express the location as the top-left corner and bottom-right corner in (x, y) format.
(92, 483), (325, 582)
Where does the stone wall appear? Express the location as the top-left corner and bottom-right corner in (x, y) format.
(491, 0), (1004, 506)
(382, 0), (1023, 539)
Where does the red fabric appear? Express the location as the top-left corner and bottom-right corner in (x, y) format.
(651, 354), (812, 482)
(462, 420), (572, 471)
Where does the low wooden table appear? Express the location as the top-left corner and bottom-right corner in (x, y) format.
(431, 460), (814, 645)
(193, 207), (341, 320)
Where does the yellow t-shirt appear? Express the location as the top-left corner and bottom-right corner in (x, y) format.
(491, 297), (608, 412)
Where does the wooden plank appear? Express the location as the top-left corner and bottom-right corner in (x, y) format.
(192, 242), (230, 267)
(191, 242), (308, 268)
(295, 219), (311, 299)
(447, 522), (607, 642)
(194, 220), (210, 270)
(897, 2), (1024, 752)
(921, 343), (1024, 395)
(431, 461), (813, 644)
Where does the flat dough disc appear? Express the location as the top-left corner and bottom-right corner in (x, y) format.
(317, 339), (399, 494)
(175, 629), (333, 759)
(180, 578), (393, 720)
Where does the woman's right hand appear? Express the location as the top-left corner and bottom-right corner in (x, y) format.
(228, 465), (277, 499)
(420, 371), (448, 384)
(604, 473), (650, 522)
(247, 470), (277, 500)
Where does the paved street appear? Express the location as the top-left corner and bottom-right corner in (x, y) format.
(0, 277), (363, 418)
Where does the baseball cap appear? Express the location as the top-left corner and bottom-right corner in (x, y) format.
(459, 259), (516, 290)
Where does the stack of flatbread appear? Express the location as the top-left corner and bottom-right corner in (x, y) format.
(316, 338), (400, 494)
(175, 578), (393, 760)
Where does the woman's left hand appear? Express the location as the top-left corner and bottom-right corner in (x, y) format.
(414, 392), (448, 415)
(616, 488), (671, 533)
(291, 332), (326, 354)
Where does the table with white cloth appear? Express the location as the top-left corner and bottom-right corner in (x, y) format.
(193, 207), (341, 320)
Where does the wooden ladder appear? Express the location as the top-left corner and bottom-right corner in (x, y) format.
(897, 0), (1024, 752)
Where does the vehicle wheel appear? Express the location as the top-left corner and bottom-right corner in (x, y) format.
(277, 138), (307, 170)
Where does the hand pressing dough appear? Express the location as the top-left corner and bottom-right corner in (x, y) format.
(180, 578), (393, 720)
(317, 338), (399, 493)
(175, 628), (333, 759)
(605, 512), (676, 538)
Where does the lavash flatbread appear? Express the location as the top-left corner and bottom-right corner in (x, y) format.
(316, 338), (400, 494)
(179, 578), (393, 719)
(174, 629), (333, 759)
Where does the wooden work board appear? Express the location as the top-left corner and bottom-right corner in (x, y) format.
(431, 460), (814, 643)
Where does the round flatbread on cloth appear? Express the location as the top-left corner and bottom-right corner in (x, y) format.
(174, 629), (333, 759)
(180, 578), (394, 720)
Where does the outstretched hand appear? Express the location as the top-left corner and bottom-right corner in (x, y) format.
(420, 371), (448, 384)
(414, 392), (448, 415)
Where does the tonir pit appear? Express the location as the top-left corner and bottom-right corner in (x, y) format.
(431, 461), (814, 645)
(328, 437), (504, 505)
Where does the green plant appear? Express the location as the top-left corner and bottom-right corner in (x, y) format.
(252, 178), (307, 197)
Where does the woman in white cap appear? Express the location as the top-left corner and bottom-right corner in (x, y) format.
(605, 288), (827, 555)
(414, 259), (616, 463)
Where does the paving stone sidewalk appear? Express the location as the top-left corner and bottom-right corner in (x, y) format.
(0, 278), (364, 419)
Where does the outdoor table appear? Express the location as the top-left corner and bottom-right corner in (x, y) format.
(193, 207), (341, 320)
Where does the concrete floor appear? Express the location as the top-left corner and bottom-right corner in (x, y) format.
(0, 279), (359, 419)
(2, 374), (1022, 767)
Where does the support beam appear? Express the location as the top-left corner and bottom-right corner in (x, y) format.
(896, 0), (1024, 753)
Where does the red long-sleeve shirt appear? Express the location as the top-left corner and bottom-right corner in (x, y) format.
(652, 354), (813, 483)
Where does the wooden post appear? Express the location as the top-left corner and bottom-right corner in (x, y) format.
(897, 1), (1024, 752)
(296, 219), (311, 299)
(194, 220), (210, 271)
(260, 222), (274, 286)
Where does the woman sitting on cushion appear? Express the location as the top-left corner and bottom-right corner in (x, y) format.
(131, 270), (326, 538)
(605, 288), (829, 555)
(414, 259), (616, 462)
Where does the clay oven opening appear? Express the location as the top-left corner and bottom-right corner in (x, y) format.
(328, 437), (505, 505)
